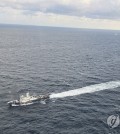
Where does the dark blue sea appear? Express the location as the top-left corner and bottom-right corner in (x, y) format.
(0, 25), (120, 134)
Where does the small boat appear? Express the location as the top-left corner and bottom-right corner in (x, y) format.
(7, 92), (50, 107)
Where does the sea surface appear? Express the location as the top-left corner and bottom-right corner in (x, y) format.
(0, 25), (120, 134)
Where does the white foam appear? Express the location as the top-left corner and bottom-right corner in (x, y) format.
(40, 101), (46, 105)
(50, 81), (120, 99)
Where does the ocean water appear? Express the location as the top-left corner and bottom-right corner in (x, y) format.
(0, 25), (120, 134)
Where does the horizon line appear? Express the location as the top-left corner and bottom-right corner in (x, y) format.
(0, 23), (120, 32)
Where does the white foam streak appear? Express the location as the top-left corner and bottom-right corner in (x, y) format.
(50, 81), (120, 99)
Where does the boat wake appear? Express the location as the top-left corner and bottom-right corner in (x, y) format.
(50, 81), (120, 99)
(8, 81), (120, 107)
